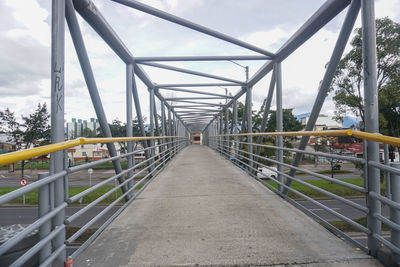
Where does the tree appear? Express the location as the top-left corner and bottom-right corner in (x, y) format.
(20, 103), (50, 177)
(330, 18), (400, 128)
(99, 117), (148, 153)
(330, 17), (400, 160)
(82, 128), (97, 138)
(0, 104), (50, 177)
(0, 108), (23, 151)
(265, 109), (303, 133)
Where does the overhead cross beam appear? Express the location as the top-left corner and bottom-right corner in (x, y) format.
(140, 62), (245, 85)
(111, 0), (275, 57)
(159, 87), (233, 98)
(135, 55), (269, 62)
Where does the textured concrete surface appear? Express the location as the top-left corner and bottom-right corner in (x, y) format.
(76, 146), (381, 267)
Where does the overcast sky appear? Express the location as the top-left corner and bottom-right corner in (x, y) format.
(0, 0), (399, 125)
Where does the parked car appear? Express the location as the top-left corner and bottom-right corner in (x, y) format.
(257, 166), (278, 179)
(332, 164), (341, 170)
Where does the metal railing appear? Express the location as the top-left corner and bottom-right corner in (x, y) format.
(0, 136), (188, 266)
(207, 129), (400, 264)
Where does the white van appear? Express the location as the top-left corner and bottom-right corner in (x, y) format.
(257, 166), (278, 180)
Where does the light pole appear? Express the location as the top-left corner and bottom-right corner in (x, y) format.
(229, 60), (249, 81)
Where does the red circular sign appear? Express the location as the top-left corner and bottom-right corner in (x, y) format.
(20, 179), (27, 186)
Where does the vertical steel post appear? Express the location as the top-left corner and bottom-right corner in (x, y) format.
(130, 72), (151, 162)
(154, 97), (160, 136)
(282, 0), (361, 195)
(362, 0), (381, 256)
(160, 100), (166, 155)
(65, 0), (130, 200)
(255, 70), (275, 159)
(239, 99), (247, 152)
(126, 64), (134, 191)
(173, 112), (177, 154)
(275, 63), (284, 191)
(225, 106), (229, 155)
(219, 113), (223, 154)
(149, 87), (155, 172)
(246, 86), (253, 172)
(168, 107), (172, 151)
(233, 100), (238, 160)
(390, 163), (400, 263)
(50, 0), (66, 263)
(38, 173), (51, 264)
(384, 144), (391, 198)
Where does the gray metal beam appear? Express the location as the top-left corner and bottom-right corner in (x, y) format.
(135, 55), (269, 62)
(72, 0), (154, 88)
(275, 63), (283, 191)
(66, 0), (130, 199)
(159, 87), (233, 98)
(111, 0), (275, 57)
(156, 83), (238, 88)
(233, 100), (238, 158)
(51, 0), (66, 263)
(179, 113), (216, 117)
(149, 86), (155, 172)
(178, 112), (219, 116)
(247, 0), (352, 87)
(164, 96), (226, 101)
(140, 62), (244, 85)
(361, 0), (381, 256)
(246, 86), (253, 171)
(130, 72), (151, 161)
(254, 69), (275, 159)
(126, 63), (134, 193)
(173, 105), (221, 109)
(153, 96), (160, 136)
(282, 0), (361, 194)
(171, 100), (225, 106)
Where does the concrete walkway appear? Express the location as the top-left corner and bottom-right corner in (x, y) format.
(76, 146), (380, 267)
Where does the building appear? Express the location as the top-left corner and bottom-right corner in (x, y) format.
(0, 134), (14, 154)
(298, 114), (342, 131)
(66, 118), (99, 139)
(191, 133), (201, 144)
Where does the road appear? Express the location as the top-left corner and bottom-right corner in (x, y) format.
(0, 198), (387, 227)
(296, 197), (389, 221)
(0, 198), (391, 256)
(0, 163), (362, 187)
(0, 168), (147, 187)
(0, 206), (120, 227)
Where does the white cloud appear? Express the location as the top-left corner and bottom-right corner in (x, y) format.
(242, 27), (294, 52)
(4, 0), (50, 46)
(1, 0), (399, 128)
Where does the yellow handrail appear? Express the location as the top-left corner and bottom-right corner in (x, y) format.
(0, 136), (184, 166)
(218, 129), (400, 147)
(2, 129), (400, 166)
(219, 129), (352, 137)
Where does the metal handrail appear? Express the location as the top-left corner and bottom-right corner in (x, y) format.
(207, 130), (400, 262)
(0, 135), (184, 166)
(216, 129), (400, 146)
(0, 136), (188, 266)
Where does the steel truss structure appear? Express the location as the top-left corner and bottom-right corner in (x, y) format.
(0, 0), (392, 266)
(61, 0), (377, 261)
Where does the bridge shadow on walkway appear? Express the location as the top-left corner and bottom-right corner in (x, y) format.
(76, 145), (380, 266)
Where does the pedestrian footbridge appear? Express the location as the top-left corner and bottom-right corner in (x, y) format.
(1, 0), (399, 266)
(75, 145), (378, 266)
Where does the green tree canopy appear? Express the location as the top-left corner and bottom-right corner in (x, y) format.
(330, 17), (400, 135)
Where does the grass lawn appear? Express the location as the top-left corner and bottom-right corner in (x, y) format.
(329, 216), (390, 232)
(289, 169), (354, 175)
(266, 178), (387, 199)
(0, 184), (144, 205)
